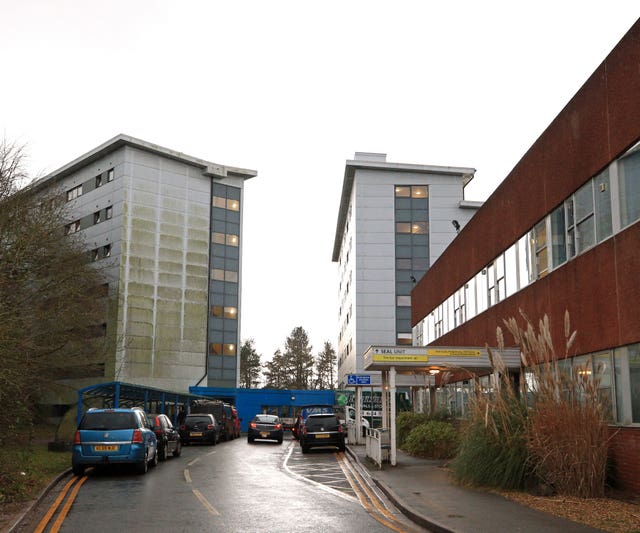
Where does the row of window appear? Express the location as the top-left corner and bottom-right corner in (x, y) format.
(435, 343), (640, 425)
(66, 167), (114, 202)
(416, 145), (640, 345)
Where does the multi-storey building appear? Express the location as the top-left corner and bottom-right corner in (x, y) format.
(411, 20), (640, 494)
(332, 152), (480, 387)
(32, 134), (256, 396)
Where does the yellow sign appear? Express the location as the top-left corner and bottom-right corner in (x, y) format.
(427, 349), (482, 357)
(372, 354), (429, 363)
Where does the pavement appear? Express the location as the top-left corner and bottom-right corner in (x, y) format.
(346, 444), (605, 533)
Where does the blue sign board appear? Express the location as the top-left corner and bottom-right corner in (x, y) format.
(347, 374), (371, 386)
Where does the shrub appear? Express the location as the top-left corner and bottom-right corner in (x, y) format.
(395, 411), (431, 448)
(404, 421), (459, 459)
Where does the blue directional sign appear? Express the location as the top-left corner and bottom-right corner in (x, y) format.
(347, 374), (371, 386)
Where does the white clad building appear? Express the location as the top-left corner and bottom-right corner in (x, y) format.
(332, 152), (480, 387)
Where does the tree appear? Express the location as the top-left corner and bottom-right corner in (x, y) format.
(263, 349), (287, 389)
(282, 326), (314, 389)
(314, 341), (336, 390)
(0, 138), (108, 437)
(239, 338), (262, 388)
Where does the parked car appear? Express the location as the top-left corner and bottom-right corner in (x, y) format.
(292, 404), (335, 440)
(189, 399), (234, 441)
(179, 414), (219, 445)
(148, 413), (182, 460)
(247, 414), (283, 444)
(299, 413), (345, 453)
(72, 407), (158, 476)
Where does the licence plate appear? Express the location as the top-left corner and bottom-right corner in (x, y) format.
(260, 432), (269, 438)
(315, 433), (330, 439)
(94, 445), (118, 451)
(190, 432), (203, 437)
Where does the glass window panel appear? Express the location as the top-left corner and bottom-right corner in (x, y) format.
(476, 270), (488, 314)
(211, 306), (223, 317)
(396, 222), (411, 233)
(396, 233), (411, 246)
(575, 181), (594, 222)
(594, 170), (612, 242)
(212, 256), (225, 269)
(395, 186), (410, 197)
(505, 244), (518, 297)
(576, 217), (595, 252)
(396, 245), (411, 258)
(225, 258), (239, 271)
(227, 246), (239, 259)
(630, 345), (640, 423)
(226, 199), (240, 211)
(413, 257), (428, 270)
(225, 270), (238, 283)
(212, 196), (226, 208)
(210, 343), (223, 355)
(396, 258), (412, 270)
(411, 198), (429, 210)
(226, 234), (239, 246)
(212, 269), (225, 281)
(619, 150), (640, 227)
(212, 207), (227, 221)
(223, 343), (236, 356)
(227, 187), (241, 200)
(465, 278), (477, 320)
(411, 222), (427, 234)
(396, 307), (411, 320)
(412, 245), (428, 258)
(227, 211), (240, 224)
(412, 233), (429, 246)
(397, 295), (411, 306)
(411, 209), (428, 220)
(212, 232), (225, 244)
(550, 205), (567, 267)
(396, 281), (413, 295)
(411, 186), (428, 198)
(517, 233), (534, 287)
(395, 198), (411, 210)
(395, 209), (412, 222)
(224, 306), (237, 319)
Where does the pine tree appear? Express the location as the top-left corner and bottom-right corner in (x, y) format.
(315, 341), (337, 389)
(283, 326), (314, 389)
(239, 338), (262, 388)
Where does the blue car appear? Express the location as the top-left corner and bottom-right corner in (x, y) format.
(72, 407), (158, 476)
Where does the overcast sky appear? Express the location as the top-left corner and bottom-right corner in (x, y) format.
(2, 1), (638, 362)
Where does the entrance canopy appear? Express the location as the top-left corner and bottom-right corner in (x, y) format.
(363, 345), (521, 374)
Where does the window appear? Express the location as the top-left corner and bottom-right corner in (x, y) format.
(91, 248), (99, 261)
(95, 174), (102, 188)
(533, 220), (548, 278)
(619, 149), (640, 227)
(103, 244), (111, 257)
(396, 333), (412, 345)
(397, 295), (411, 306)
(226, 234), (238, 246)
(595, 169), (612, 241)
(66, 184), (83, 202)
(94, 211), (102, 224)
(107, 168), (114, 182)
(65, 220), (81, 235)
(395, 186), (410, 197)
(106, 206), (113, 220)
(550, 205), (567, 268)
(574, 181), (595, 253)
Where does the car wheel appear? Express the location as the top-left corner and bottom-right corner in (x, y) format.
(277, 436), (283, 444)
(248, 436), (254, 443)
(72, 463), (85, 477)
(150, 447), (159, 468)
(136, 454), (148, 475)
(339, 445), (346, 452)
(159, 442), (168, 461)
(210, 434), (217, 446)
(173, 440), (182, 457)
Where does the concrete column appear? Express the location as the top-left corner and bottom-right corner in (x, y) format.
(381, 371), (389, 429)
(355, 386), (362, 444)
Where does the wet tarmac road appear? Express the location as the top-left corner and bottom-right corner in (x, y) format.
(26, 435), (425, 533)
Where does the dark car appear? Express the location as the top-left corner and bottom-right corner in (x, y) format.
(179, 414), (219, 445)
(247, 414), (283, 444)
(72, 407), (158, 476)
(148, 413), (182, 460)
(299, 413), (345, 454)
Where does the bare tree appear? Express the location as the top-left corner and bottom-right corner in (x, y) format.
(0, 138), (108, 437)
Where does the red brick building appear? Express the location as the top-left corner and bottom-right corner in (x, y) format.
(411, 19), (640, 494)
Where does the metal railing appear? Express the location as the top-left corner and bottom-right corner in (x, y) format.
(365, 427), (390, 468)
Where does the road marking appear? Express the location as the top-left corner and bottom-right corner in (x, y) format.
(192, 489), (220, 515)
(188, 457), (201, 467)
(282, 442), (357, 503)
(50, 475), (88, 533)
(34, 476), (79, 533)
(184, 468), (192, 483)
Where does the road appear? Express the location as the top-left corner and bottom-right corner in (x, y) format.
(22, 435), (426, 533)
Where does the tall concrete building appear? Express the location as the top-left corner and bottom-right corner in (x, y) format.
(332, 152), (480, 387)
(33, 134), (256, 395)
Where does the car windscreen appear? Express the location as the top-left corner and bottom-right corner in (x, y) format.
(80, 412), (137, 430)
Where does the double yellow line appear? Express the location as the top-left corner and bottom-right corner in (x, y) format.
(34, 474), (87, 533)
(335, 452), (416, 533)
